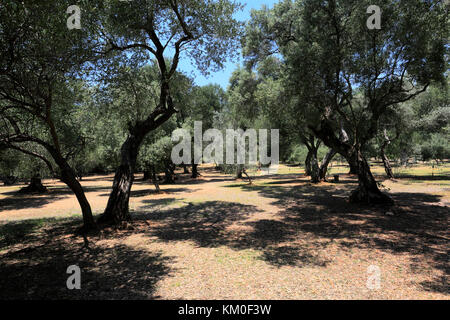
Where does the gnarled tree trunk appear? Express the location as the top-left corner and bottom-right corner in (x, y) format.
(319, 149), (337, 181)
(309, 150), (320, 183)
(348, 151), (394, 204)
(98, 83), (176, 224)
(302, 135), (321, 183)
(311, 120), (393, 205)
(381, 149), (394, 179)
(304, 151), (312, 176)
(98, 135), (140, 224)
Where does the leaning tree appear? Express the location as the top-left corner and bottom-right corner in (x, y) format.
(243, 0), (448, 203)
(0, 0), (98, 229)
(90, 0), (243, 224)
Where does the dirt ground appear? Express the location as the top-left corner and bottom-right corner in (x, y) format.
(0, 164), (448, 300)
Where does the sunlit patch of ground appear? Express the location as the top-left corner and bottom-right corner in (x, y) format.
(0, 163), (448, 299)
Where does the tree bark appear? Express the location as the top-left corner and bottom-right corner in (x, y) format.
(164, 164), (175, 184)
(19, 176), (47, 194)
(310, 120), (393, 205)
(319, 149), (337, 181)
(143, 170), (151, 181)
(348, 158), (358, 175)
(98, 135), (140, 225)
(191, 164), (199, 179)
(99, 80), (176, 224)
(309, 150), (320, 183)
(304, 151), (312, 176)
(59, 164), (97, 230)
(381, 148), (394, 179)
(305, 144), (320, 183)
(302, 135), (321, 183)
(380, 129), (394, 179)
(4, 140), (96, 230)
(235, 165), (243, 179)
(242, 168), (252, 185)
(348, 151), (394, 204)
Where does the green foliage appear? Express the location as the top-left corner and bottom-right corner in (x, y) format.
(420, 134), (450, 162)
(287, 144), (330, 165)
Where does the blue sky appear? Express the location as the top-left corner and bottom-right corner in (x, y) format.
(178, 0), (279, 89)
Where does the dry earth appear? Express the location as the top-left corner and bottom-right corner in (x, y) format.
(0, 164), (448, 299)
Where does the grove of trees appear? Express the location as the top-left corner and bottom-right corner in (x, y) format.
(1, 0), (448, 231)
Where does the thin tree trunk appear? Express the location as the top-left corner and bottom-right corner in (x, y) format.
(60, 165), (97, 230)
(150, 165), (160, 193)
(381, 148), (394, 179)
(164, 164), (175, 184)
(242, 168), (252, 185)
(191, 164), (199, 179)
(380, 129), (394, 179)
(143, 170), (151, 181)
(235, 164), (243, 179)
(183, 164), (190, 174)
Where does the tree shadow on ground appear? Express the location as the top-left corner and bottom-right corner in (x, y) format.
(0, 186), (113, 212)
(0, 219), (173, 299)
(138, 198), (179, 210)
(131, 176), (448, 292)
(130, 200), (333, 268)
(232, 182), (449, 294)
(0, 193), (69, 212)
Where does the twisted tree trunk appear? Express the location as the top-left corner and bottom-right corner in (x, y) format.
(348, 150), (394, 204)
(381, 149), (394, 179)
(305, 151), (312, 176)
(311, 120), (393, 205)
(98, 84), (176, 224)
(310, 150), (320, 183)
(98, 135), (140, 224)
(319, 149), (337, 181)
